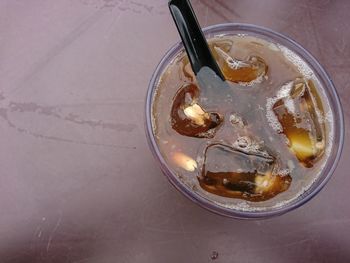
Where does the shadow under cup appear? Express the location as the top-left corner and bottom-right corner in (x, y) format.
(145, 23), (344, 219)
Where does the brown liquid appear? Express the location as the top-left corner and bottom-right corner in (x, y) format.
(152, 35), (332, 209)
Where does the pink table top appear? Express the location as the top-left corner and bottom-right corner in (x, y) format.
(1, 1), (349, 262)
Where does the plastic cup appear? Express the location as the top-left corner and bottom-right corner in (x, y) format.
(145, 23), (344, 219)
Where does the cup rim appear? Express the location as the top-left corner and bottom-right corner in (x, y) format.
(145, 23), (344, 219)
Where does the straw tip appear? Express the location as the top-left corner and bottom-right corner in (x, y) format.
(168, 0), (187, 8)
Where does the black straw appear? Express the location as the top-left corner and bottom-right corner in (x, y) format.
(168, 0), (225, 81)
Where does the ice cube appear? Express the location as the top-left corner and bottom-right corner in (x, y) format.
(198, 143), (292, 201)
(229, 113), (246, 128)
(171, 84), (223, 138)
(272, 79), (325, 167)
(182, 39), (233, 81)
(209, 38), (233, 57)
(213, 47), (267, 84)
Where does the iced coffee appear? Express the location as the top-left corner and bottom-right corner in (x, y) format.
(151, 34), (333, 210)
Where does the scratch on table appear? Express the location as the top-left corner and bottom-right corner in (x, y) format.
(52, 99), (144, 107)
(46, 214), (63, 253)
(0, 107), (136, 149)
(38, 229), (43, 238)
(150, 236), (196, 246)
(283, 237), (310, 248)
(130, 0), (154, 13)
(335, 32), (348, 56)
(142, 188), (168, 205)
(139, 189), (169, 227)
(244, 237), (311, 253)
(200, 0), (232, 22)
(101, 0), (123, 9)
(115, 0), (166, 15)
(310, 218), (350, 227)
(278, 218), (350, 238)
(216, 0), (242, 18)
(305, 3), (323, 60)
(179, 215), (199, 263)
(106, 11), (123, 37)
(20, 128), (135, 149)
(0, 92), (139, 148)
(295, 0), (331, 11)
(12, 8), (108, 94)
(144, 226), (187, 234)
(204, 5), (209, 27)
(30, 225), (43, 250)
(73, 257), (94, 263)
(6, 100), (138, 132)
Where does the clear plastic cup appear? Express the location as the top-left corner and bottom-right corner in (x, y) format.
(145, 23), (344, 219)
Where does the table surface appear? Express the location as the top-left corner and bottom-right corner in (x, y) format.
(1, 0), (349, 262)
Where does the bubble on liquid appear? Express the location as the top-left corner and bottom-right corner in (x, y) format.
(266, 97), (282, 132)
(268, 42), (280, 51)
(318, 110), (326, 124)
(197, 128), (217, 138)
(324, 110), (333, 123)
(238, 74), (265, 87)
(266, 81), (295, 133)
(230, 113), (245, 128)
(279, 45), (313, 78)
(197, 156), (204, 164)
(324, 110), (334, 155)
(233, 137), (267, 156)
(287, 160), (295, 171)
(277, 168), (290, 176)
(215, 34), (226, 38)
(309, 78), (334, 155)
(277, 81), (294, 97)
(215, 182), (317, 212)
(284, 98), (295, 113)
(236, 136), (250, 148)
